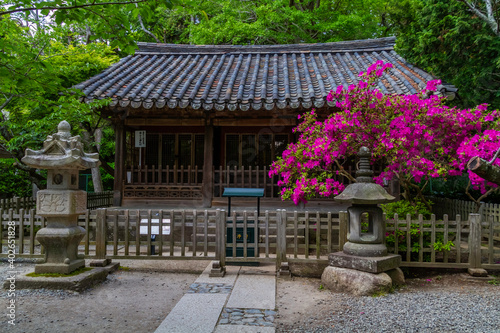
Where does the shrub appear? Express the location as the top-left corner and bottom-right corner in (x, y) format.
(382, 200), (453, 261)
(381, 199), (432, 219)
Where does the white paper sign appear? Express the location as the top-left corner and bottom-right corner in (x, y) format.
(139, 218), (171, 235)
(135, 130), (146, 148)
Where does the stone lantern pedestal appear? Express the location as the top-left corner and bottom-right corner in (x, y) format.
(321, 147), (404, 296)
(34, 186), (87, 274)
(22, 121), (99, 274)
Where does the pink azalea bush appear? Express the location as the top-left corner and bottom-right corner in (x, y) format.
(269, 61), (500, 205)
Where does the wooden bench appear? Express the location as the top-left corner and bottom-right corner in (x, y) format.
(222, 188), (265, 217)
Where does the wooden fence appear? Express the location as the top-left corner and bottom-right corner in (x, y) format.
(2, 208), (499, 272)
(0, 197), (35, 212)
(430, 197), (500, 242)
(0, 192), (113, 213)
(430, 197), (500, 221)
(87, 191), (114, 210)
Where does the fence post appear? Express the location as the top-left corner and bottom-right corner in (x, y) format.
(210, 209), (226, 277)
(339, 211), (348, 251)
(478, 203), (485, 222)
(276, 209), (291, 278)
(468, 213), (488, 276)
(95, 208), (107, 259)
(14, 197), (20, 214)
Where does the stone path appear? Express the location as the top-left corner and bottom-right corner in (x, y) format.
(154, 263), (276, 333)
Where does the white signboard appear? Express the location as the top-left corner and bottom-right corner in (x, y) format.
(139, 218), (171, 235)
(135, 130), (146, 148)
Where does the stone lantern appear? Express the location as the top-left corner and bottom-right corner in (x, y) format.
(334, 146), (395, 257)
(22, 121), (99, 274)
(321, 147), (403, 296)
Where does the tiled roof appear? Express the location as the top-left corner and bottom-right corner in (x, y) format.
(75, 37), (453, 111)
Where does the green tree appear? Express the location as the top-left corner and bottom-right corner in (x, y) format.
(0, 0), (167, 191)
(0, 15), (119, 190)
(1, 0), (175, 52)
(131, 0), (408, 45)
(395, 0), (500, 108)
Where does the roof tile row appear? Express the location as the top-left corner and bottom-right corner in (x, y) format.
(75, 37), (441, 111)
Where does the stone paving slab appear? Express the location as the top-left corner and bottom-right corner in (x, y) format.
(154, 294), (228, 333)
(214, 325), (275, 333)
(225, 274), (276, 310)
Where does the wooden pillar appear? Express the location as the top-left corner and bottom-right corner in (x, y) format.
(113, 120), (125, 206)
(202, 121), (214, 208)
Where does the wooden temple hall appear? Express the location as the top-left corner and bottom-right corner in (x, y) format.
(75, 37), (456, 207)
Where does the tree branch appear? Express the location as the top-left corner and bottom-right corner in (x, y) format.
(0, 0), (154, 16)
(135, 3), (160, 42)
(460, 0), (499, 36)
(99, 155), (114, 175)
(0, 96), (14, 113)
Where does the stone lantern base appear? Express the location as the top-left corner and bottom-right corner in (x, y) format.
(35, 260), (86, 275)
(322, 251), (404, 296)
(35, 225), (86, 274)
(328, 251), (400, 273)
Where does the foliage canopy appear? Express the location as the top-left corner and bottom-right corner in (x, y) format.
(396, 0), (500, 108)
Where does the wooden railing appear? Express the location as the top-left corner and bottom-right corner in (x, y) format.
(213, 166), (280, 198)
(125, 165), (203, 185)
(124, 164), (384, 199)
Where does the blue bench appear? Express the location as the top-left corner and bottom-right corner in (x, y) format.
(222, 188), (265, 217)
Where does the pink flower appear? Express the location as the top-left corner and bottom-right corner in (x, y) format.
(268, 61), (500, 204)
(425, 80), (441, 92)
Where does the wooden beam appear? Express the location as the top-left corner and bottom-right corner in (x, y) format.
(125, 118), (206, 126)
(202, 121), (214, 208)
(213, 118), (296, 126)
(113, 121), (125, 206)
(124, 116), (299, 127)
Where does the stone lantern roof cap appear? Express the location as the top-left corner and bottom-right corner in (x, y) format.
(21, 121), (100, 170)
(334, 147), (395, 204)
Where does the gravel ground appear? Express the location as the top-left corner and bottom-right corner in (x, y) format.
(276, 270), (500, 333)
(1, 260), (500, 333)
(1, 259), (197, 333)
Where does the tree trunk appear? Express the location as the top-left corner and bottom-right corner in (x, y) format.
(91, 128), (103, 192)
(467, 156), (500, 185)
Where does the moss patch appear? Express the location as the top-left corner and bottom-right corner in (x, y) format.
(27, 267), (92, 278)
